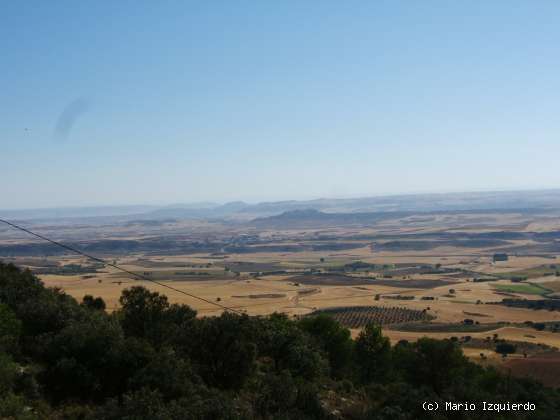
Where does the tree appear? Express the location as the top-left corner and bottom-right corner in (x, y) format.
(97, 388), (169, 420)
(118, 287), (197, 350)
(119, 287), (169, 338)
(187, 313), (257, 389)
(533, 323), (546, 331)
(395, 338), (470, 394)
(128, 351), (197, 400)
(255, 313), (327, 380)
(0, 304), (21, 354)
(0, 392), (36, 420)
(40, 311), (126, 402)
(0, 263), (83, 343)
(299, 313), (354, 377)
(495, 342), (516, 357)
(0, 352), (18, 396)
(355, 323), (391, 383)
(254, 371), (297, 416)
(82, 294), (106, 311)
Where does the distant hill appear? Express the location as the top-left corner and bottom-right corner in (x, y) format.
(0, 205), (159, 221)
(3, 189), (560, 222)
(145, 201), (250, 219)
(248, 204), (558, 229)
(250, 209), (410, 228)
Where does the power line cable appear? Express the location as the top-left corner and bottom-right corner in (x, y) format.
(0, 218), (244, 314)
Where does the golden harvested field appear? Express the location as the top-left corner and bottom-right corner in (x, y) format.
(39, 247), (560, 360)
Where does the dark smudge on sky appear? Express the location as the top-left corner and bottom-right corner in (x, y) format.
(53, 97), (91, 141)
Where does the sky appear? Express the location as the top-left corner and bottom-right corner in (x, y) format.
(1, 1), (560, 209)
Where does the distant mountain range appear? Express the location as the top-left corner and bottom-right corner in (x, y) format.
(2, 189), (560, 223)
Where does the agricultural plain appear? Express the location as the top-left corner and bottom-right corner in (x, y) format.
(4, 204), (560, 383)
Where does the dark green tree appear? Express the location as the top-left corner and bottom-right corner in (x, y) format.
(187, 312), (257, 389)
(81, 294), (106, 311)
(299, 313), (354, 377)
(495, 342), (517, 357)
(355, 323), (391, 383)
(0, 304), (21, 354)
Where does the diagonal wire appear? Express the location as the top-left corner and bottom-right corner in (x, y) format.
(0, 218), (244, 314)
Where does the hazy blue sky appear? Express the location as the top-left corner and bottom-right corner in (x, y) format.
(2, 1), (559, 209)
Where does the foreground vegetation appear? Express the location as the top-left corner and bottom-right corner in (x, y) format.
(1, 262), (560, 419)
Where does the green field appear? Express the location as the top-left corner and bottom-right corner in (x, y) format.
(493, 282), (551, 296)
(495, 265), (559, 280)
